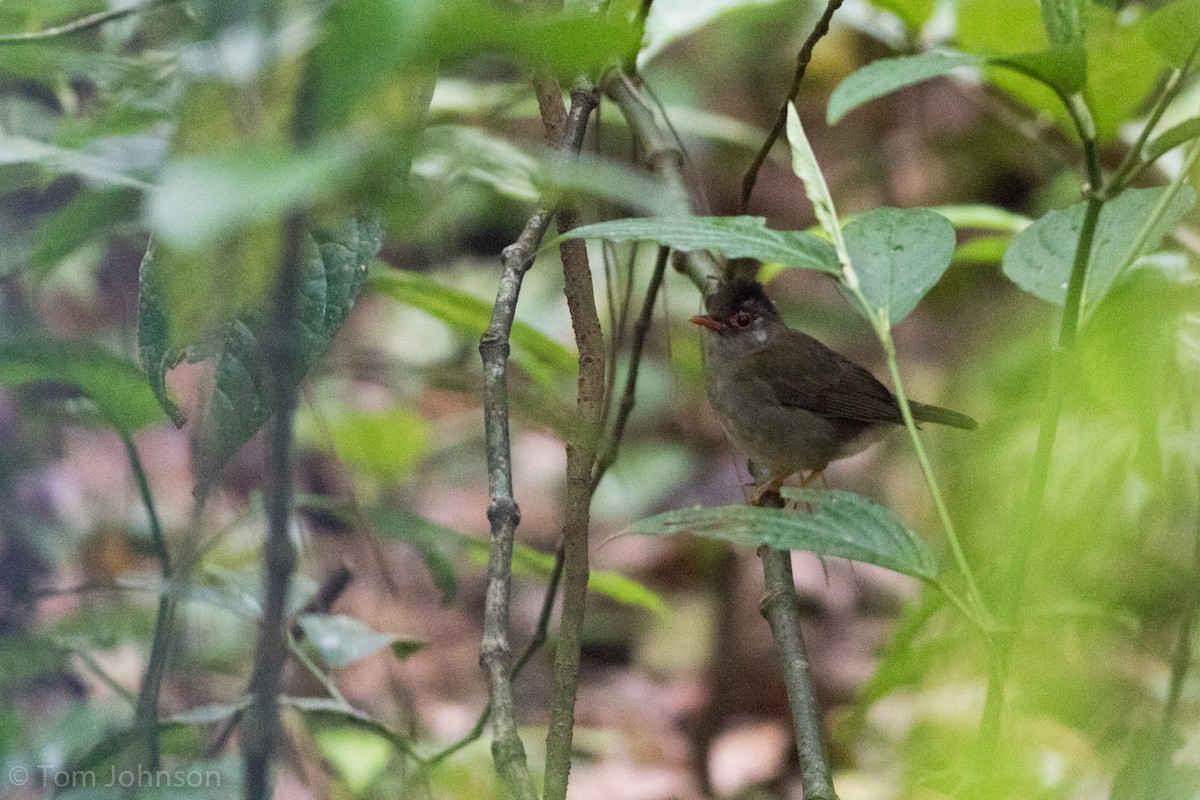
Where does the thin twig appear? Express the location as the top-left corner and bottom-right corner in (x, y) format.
(591, 245), (670, 492)
(0, 0), (181, 43)
(543, 78), (605, 800)
(479, 76), (597, 800)
(737, 0), (844, 214)
(606, 73), (721, 289)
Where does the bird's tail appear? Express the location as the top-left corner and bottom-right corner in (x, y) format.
(909, 400), (978, 430)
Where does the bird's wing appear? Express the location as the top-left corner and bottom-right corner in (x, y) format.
(737, 331), (903, 424)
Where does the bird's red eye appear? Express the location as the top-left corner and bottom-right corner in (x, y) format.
(732, 311), (752, 329)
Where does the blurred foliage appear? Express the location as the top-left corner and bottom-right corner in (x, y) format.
(0, 0), (1197, 798)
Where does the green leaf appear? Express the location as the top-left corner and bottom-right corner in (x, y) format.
(952, 235), (1011, 265)
(368, 267), (577, 391)
(827, 47), (1085, 125)
(1040, 0), (1084, 47)
(184, 213), (383, 487)
(298, 613), (419, 670)
(1145, 117), (1200, 162)
(0, 341), (165, 434)
(177, 568), (319, 621)
(511, 545), (668, 616)
(842, 207), (956, 325)
(828, 51), (979, 125)
(864, 0), (936, 30)
(560, 215), (839, 273)
(29, 188), (142, 281)
(149, 143), (366, 250)
(1146, 0), (1200, 67)
(0, 135), (152, 188)
(627, 489), (937, 580)
(168, 699), (251, 725)
(323, 408), (431, 483)
(363, 505), (459, 606)
(785, 104), (850, 276)
(1001, 186), (1197, 307)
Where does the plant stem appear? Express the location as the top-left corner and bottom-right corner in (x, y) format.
(0, 0), (181, 43)
(123, 435), (171, 578)
(738, 0), (844, 214)
(755, 481), (837, 800)
(479, 76), (596, 800)
(543, 79), (605, 800)
(881, 349), (988, 623)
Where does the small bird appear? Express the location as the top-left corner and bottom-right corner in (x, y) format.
(690, 279), (976, 501)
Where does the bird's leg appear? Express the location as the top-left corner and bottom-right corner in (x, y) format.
(750, 472), (788, 507)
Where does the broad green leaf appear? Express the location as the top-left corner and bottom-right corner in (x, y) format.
(1146, 0), (1200, 66)
(842, 207), (956, 325)
(149, 142), (367, 250)
(865, 0), (936, 30)
(639, 0), (784, 64)
(827, 47), (1085, 126)
(785, 105), (852, 279)
(628, 489), (937, 580)
(828, 51), (979, 125)
(560, 215), (839, 273)
(1002, 186), (1197, 307)
(183, 213), (383, 487)
(368, 267), (577, 391)
(1040, 0), (1084, 46)
(1080, 9), (1166, 145)
(0, 341), (165, 434)
(29, 187), (141, 281)
(298, 613), (420, 670)
(1145, 117), (1200, 161)
(363, 505), (459, 606)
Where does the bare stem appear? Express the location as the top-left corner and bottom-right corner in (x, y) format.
(479, 77), (596, 800)
(738, 0), (844, 214)
(542, 79), (605, 800)
(753, 488), (837, 800)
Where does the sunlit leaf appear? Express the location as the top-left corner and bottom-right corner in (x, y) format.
(842, 207), (956, 325)
(1146, 0), (1200, 67)
(1002, 186), (1196, 307)
(298, 613), (419, 669)
(0, 135), (152, 188)
(932, 204), (1031, 234)
(627, 489), (937, 580)
(785, 104), (850, 275)
(0, 341), (165, 434)
(323, 408), (431, 483)
(314, 724), (394, 792)
(865, 0), (936, 30)
(562, 216), (840, 273)
(1144, 117), (1200, 162)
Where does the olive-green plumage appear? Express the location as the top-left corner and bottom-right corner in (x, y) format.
(690, 280), (975, 485)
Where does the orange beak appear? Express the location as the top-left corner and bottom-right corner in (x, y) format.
(689, 315), (724, 332)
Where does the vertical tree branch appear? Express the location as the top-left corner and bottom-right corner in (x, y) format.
(542, 80), (604, 800)
(737, 0), (844, 214)
(479, 78), (597, 800)
(241, 64), (318, 800)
